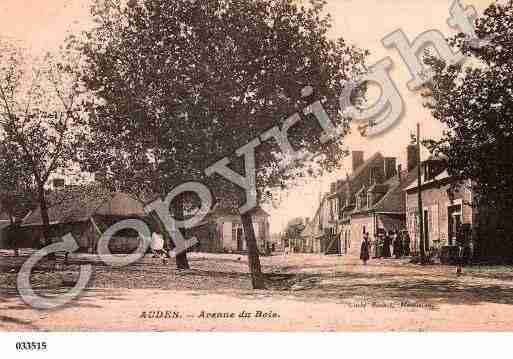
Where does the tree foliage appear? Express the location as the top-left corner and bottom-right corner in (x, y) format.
(423, 1), (513, 209)
(0, 39), (84, 248)
(422, 1), (513, 258)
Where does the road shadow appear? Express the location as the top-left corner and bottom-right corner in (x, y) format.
(201, 270), (513, 307)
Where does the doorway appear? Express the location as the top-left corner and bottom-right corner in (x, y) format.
(236, 227), (244, 251)
(448, 204), (462, 245)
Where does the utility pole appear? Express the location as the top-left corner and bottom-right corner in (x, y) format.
(416, 123), (426, 264)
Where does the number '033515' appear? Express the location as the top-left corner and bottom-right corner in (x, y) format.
(16, 342), (47, 351)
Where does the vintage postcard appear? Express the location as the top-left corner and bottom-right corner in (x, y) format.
(1, 0), (513, 350)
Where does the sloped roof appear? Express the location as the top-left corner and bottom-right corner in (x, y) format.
(372, 167), (419, 213)
(300, 220), (314, 237)
(368, 183), (389, 194)
(22, 185), (146, 226)
(351, 166), (419, 215)
(349, 152), (384, 183)
(92, 214), (161, 234)
(208, 206), (270, 218)
(405, 169), (450, 192)
(343, 152), (384, 204)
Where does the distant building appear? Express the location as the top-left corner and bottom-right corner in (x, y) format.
(299, 193), (330, 254)
(192, 206), (271, 254)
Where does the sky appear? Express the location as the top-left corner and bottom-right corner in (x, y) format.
(0, 0), (494, 233)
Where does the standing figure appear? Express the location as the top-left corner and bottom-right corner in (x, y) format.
(394, 230), (403, 258)
(397, 230), (404, 257)
(373, 235), (380, 258)
(403, 231), (411, 256)
(360, 233), (370, 265)
(382, 231), (392, 258)
(392, 231), (398, 258)
(150, 232), (168, 264)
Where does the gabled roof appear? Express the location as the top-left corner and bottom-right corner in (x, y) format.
(373, 167), (419, 213)
(22, 185), (146, 226)
(352, 166), (419, 215)
(343, 152), (384, 203)
(367, 183), (389, 194)
(349, 152), (384, 183)
(300, 221), (314, 237)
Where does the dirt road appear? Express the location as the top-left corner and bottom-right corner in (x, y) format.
(1, 252), (513, 331)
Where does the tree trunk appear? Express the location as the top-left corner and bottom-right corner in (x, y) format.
(9, 216), (19, 257)
(172, 198), (190, 270)
(38, 185), (55, 260)
(241, 210), (266, 289)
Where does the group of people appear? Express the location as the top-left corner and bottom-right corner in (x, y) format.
(360, 229), (411, 265)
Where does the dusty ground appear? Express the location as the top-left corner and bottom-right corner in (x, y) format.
(1, 251), (513, 331)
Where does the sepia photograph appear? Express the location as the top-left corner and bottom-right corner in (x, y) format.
(1, 0), (513, 355)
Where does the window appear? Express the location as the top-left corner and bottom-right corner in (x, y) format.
(53, 178), (65, 189)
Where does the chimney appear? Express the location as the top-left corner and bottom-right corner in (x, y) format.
(352, 151), (364, 171)
(407, 145), (418, 172)
(384, 157), (397, 180)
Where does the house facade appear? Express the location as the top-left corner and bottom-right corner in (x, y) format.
(405, 156), (474, 254)
(301, 145), (420, 256)
(193, 207), (271, 254)
(299, 195), (329, 253)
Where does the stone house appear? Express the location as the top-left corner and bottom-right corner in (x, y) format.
(405, 155), (474, 254)
(324, 151), (391, 255)
(302, 145), (420, 256)
(351, 165), (419, 251)
(192, 207), (271, 254)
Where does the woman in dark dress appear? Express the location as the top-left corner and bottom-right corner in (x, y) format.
(383, 231), (392, 258)
(403, 231), (411, 256)
(360, 234), (370, 265)
(393, 230), (402, 258)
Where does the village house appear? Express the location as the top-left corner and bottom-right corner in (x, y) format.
(404, 155), (475, 255)
(300, 145), (420, 256)
(324, 151), (392, 255)
(192, 206), (271, 254)
(301, 151), (388, 255)
(350, 147), (419, 253)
